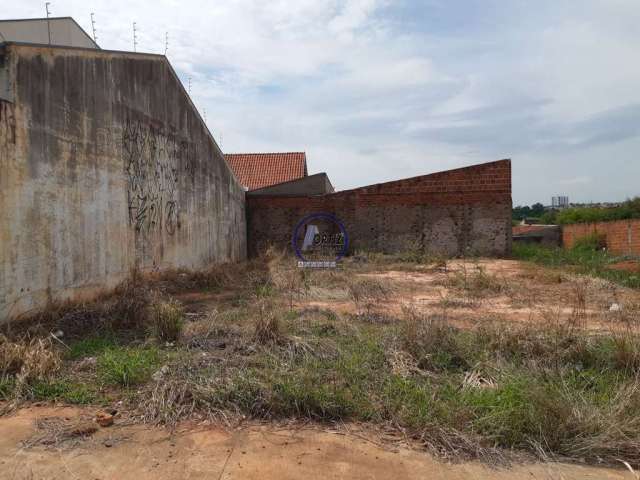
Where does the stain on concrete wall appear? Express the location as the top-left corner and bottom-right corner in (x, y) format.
(0, 44), (246, 321)
(246, 160), (512, 258)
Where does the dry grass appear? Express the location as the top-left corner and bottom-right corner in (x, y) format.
(22, 415), (98, 449)
(148, 297), (184, 343)
(0, 335), (61, 402)
(0, 335), (62, 413)
(347, 278), (392, 315)
(253, 305), (282, 345)
(440, 262), (505, 300)
(267, 252), (311, 309)
(5, 253), (640, 468)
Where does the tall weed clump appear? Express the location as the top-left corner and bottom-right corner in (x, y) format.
(148, 298), (184, 343)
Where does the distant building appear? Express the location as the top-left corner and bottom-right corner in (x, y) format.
(552, 195), (569, 209)
(225, 152), (308, 191)
(0, 17), (99, 49)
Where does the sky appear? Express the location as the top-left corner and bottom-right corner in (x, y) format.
(5, 0), (640, 205)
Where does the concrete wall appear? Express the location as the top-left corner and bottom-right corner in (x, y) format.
(0, 43), (246, 321)
(563, 219), (640, 255)
(249, 173), (334, 196)
(0, 18), (98, 49)
(247, 160), (512, 258)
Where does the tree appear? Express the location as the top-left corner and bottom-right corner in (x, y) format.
(530, 203), (545, 217)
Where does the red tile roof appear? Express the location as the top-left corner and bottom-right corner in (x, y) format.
(224, 152), (308, 191)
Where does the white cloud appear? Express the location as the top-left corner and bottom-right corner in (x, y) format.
(3, 0), (640, 205)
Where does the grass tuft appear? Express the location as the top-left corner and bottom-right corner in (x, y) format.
(97, 346), (161, 387)
(148, 298), (184, 343)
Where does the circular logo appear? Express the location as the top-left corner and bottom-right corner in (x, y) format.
(292, 213), (349, 265)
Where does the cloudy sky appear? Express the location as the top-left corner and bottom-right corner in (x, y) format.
(6, 1), (640, 205)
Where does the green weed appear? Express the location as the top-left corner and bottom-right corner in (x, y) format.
(31, 380), (97, 404)
(513, 242), (640, 288)
(67, 334), (117, 360)
(97, 346), (161, 387)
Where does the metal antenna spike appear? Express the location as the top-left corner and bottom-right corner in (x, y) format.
(164, 31), (169, 56)
(45, 2), (52, 44)
(90, 13), (97, 43)
(133, 22), (138, 52)
(188, 77), (192, 95)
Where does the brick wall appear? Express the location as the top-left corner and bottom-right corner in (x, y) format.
(247, 160), (512, 257)
(562, 219), (640, 255)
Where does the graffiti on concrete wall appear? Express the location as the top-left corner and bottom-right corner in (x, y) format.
(123, 119), (185, 235)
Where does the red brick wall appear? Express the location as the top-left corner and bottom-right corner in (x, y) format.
(562, 219), (640, 255)
(247, 160), (512, 257)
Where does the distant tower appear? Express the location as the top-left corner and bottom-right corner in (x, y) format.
(552, 196), (569, 209)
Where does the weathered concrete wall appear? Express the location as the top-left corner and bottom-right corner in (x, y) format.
(0, 43), (246, 321)
(563, 219), (640, 255)
(247, 160), (512, 257)
(249, 173), (334, 196)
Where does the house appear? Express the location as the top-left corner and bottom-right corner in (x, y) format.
(224, 152), (308, 191)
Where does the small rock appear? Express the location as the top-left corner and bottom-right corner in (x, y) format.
(96, 411), (114, 427)
(77, 357), (97, 371)
(104, 439), (113, 448)
(71, 423), (98, 437)
(610, 303), (623, 312)
(152, 365), (170, 382)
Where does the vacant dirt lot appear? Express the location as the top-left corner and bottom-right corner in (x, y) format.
(1, 254), (639, 478)
(178, 258), (639, 331)
(0, 406), (629, 480)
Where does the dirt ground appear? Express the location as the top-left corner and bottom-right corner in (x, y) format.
(0, 406), (630, 480)
(3, 258), (640, 479)
(320, 259), (637, 329)
(179, 258), (640, 331)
